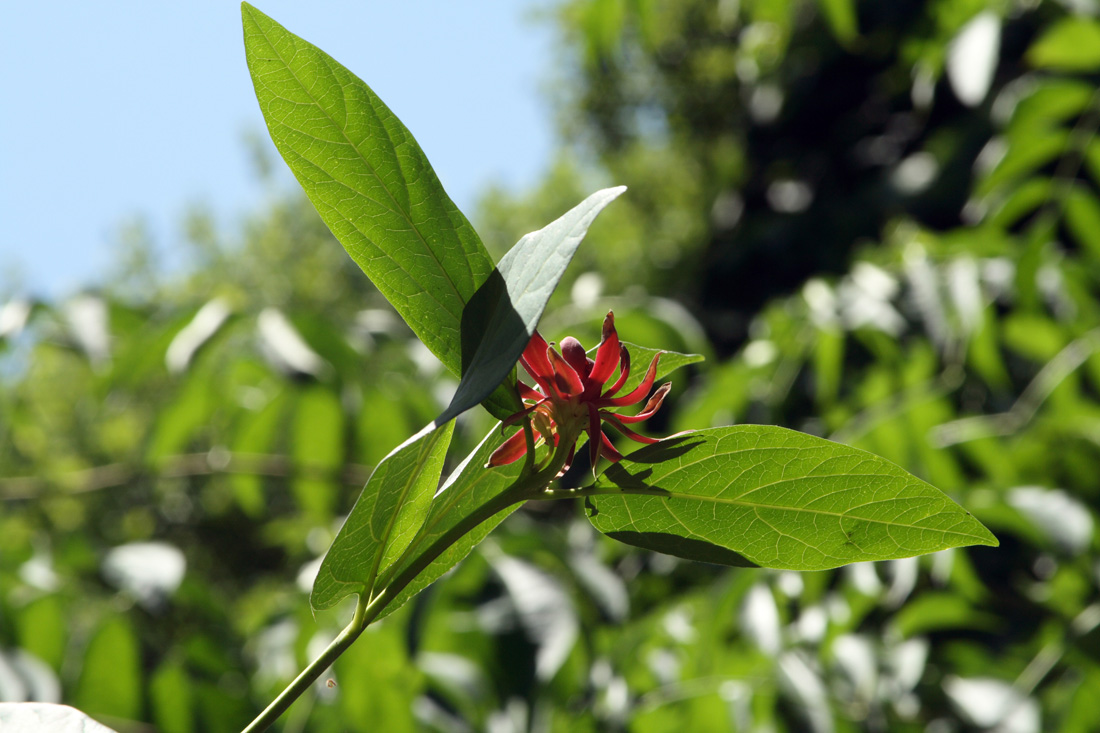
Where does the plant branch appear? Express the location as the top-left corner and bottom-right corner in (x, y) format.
(241, 594), (371, 733)
(240, 458), (562, 733)
(0, 451), (374, 501)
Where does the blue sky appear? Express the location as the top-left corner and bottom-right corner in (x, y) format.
(1, 2), (556, 297)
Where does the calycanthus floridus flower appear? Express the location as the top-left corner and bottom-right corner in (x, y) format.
(487, 311), (671, 476)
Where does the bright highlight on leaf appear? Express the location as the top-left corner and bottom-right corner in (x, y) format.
(586, 425), (998, 571)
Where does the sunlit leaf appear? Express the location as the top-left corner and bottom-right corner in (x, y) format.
(311, 422), (454, 610)
(369, 424), (525, 620)
(1027, 17), (1100, 71)
(230, 390), (289, 517)
(242, 4), (495, 383)
(586, 426), (998, 570)
(151, 662), (194, 733)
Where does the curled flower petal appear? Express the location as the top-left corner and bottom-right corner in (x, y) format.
(604, 345), (631, 397)
(601, 414), (661, 445)
(501, 397), (551, 431)
(600, 352), (663, 407)
(521, 332), (560, 398)
(587, 402), (602, 470)
(491, 316), (672, 477)
(588, 312), (621, 387)
(605, 383), (671, 424)
(517, 382), (544, 401)
(600, 431), (624, 462)
(487, 428), (531, 467)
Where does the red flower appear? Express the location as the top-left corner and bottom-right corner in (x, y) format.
(487, 311), (671, 476)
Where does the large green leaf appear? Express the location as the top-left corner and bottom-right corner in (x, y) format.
(355, 424), (524, 618)
(438, 187), (626, 426)
(312, 421), (454, 610)
(585, 425), (997, 570)
(242, 4), (494, 382)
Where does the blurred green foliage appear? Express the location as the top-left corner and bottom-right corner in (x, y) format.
(5, 0), (1100, 730)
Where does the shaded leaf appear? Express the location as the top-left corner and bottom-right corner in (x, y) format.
(585, 426), (997, 570)
(312, 421), (454, 610)
(439, 187), (626, 426)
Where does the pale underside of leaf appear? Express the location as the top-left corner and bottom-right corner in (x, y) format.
(436, 187), (626, 426)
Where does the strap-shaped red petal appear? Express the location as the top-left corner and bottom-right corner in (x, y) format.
(558, 444), (577, 478)
(548, 344), (585, 396)
(604, 383), (671, 424)
(517, 382), (544, 402)
(601, 414), (661, 444)
(588, 312), (621, 387)
(501, 397), (551, 430)
(599, 431), (624, 462)
(587, 403), (602, 469)
(603, 345), (631, 397)
(520, 332), (561, 399)
(486, 428), (530, 466)
(600, 352), (662, 407)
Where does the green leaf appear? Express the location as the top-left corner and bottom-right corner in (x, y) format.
(74, 616), (142, 720)
(311, 421), (455, 610)
(151, 662), (195, 733)
(440, 187), (626, 425)
(369, 424), (525, 620)
(816, 0), (858, 43)
(242, 3), (495, 382)
(291, 385), (345, 520)
(1027, 17), (1100, 71)
(230, 390), (289, 517)
(15, 595), (66, 671)
(585, 425), (998, 571)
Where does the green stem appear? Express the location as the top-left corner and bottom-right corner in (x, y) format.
(532, 483), (668, 501)
(240, 459), (561, 733)
(241, 593), (370, 733)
